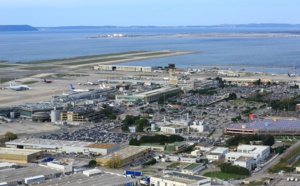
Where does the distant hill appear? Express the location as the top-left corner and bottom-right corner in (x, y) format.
(0, 25), (38, 32)
(38, 24), (300, 30)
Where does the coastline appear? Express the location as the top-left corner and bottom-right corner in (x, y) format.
(87, 32), (300, 39)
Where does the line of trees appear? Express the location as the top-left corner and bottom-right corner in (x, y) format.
(121, 115), (150, 132)
(220, 163), (251, 176)
(226, 134), (275, 146)
(129, 134), (184, 146)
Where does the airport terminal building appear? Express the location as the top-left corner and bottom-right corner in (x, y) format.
(116, 87), (181, 103)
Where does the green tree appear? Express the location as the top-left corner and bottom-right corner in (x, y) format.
(4, 132), (18, 140)
(89, 160), (97, 167)
(109, 114), (117, 120)
(105, 155), (122, 168)
(129, 138), (140, 146)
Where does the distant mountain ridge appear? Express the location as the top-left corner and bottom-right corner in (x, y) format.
(38, 23), (300, 29)
(1, 24), (300, 32)
(0, 25), (38, 31)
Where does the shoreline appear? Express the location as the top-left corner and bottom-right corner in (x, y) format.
(87, 32), (300, 39)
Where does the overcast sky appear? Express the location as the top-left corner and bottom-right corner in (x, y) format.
(1, 0), (299, 26)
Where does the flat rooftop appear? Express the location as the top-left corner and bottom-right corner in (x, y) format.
(6, 138), (94, 148)
(227, 119), (300, 131)
(35, 172), (138, 186)
(0, 148), (41, 156)
(85, 143), (117, 149)
(136, 87), (179, 97)
(0, 165), (61, 183)
(238, 145), (269, 152)
(183, 163), (203, 170)
(100, 146), (149, 160)
(236, 156), (253, 162)
(152, 172), (209, 184)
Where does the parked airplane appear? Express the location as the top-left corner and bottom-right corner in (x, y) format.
(9, 82), (31, 91)
(44, 79), (53, 83)
(70, 84), (90, 92)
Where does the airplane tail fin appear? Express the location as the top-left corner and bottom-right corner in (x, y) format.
(70, 84), (75, 90)
(44, 79), (46, 82)
(9, 82), (13, 87)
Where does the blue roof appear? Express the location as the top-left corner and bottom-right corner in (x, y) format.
(227, 119), (300, 131)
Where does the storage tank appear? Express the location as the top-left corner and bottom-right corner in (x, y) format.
(51, 109), (60, 123)
(151, 124), (156, 131)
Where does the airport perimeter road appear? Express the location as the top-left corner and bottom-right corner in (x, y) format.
(250, 140), (300, 182)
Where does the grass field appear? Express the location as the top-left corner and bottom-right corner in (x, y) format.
(203, 171), (248, 179)
(22, 81), (39, 85)
(26, 51), (148, 64)
(20, 66), (60, 70)
(0, 78), (15, 84)
(61, 57), (126, 66)
(167, 162), (180, 169)
(0, 64), (18, 68)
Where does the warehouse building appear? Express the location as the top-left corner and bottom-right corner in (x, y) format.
(0, 148), (42, 163)
(34, 171), (139, 186)
(5, 138), (120, 155)
(0, 165), (62, 186)
(150, 172), (211, 186)
(94, 64), (152, 72)
(116, 87), (181, 103)
(182, 163), (206, 175)
(96, 146), (150, 167)
(225, 118), (300, 136)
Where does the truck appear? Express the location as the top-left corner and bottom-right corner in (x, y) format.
(124, 170), (142, 176)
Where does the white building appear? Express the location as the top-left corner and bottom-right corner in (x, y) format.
(211, 147), (228, 156)
(5, 138), (120, 155)
(180, 156), (199, 164)
(189, 120), (206, 132)
(167, 155), (179, 162)
(206, 153), (223, 161)
(233, 156), (254, 170)
(83, 169), (103, 177)
(237, 145), (270, 160)
(182, 163), (206, 175)
(190, 150), (201, 156)
(226, 152), (260, 164)
(150, 172), (211, 186)
(160, 125), (186, 134)
(47, 162), (73, 173)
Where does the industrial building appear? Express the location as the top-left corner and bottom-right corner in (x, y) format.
(0, 148), (42, 163)
(0, 165), (62, 186)
(5, 138), (120, 155)
(47, 161), (73, 173)
(115, 87), (181, 103)
(225, 118), (300, 135)
(94, 64), (153, 72)
(150, 172), (211, 186)
(182, 163), (206, 175)
(34, 171), (139, 186)
(96, 146), (150, 167)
